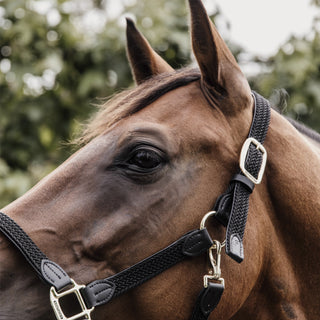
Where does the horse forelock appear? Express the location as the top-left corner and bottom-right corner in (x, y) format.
(74, 65), (320, 150)
(75, 68), (201, 146)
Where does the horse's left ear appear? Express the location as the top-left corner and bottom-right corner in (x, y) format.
(126, 18), (174, 85)
(189, 0), (251, 108)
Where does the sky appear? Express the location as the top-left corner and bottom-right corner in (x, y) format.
(205, 0), (317, 57)
(62, 0), (317, 59)
(5, 0), (316, 76)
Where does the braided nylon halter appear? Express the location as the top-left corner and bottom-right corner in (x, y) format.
(0, 91), (270, 320)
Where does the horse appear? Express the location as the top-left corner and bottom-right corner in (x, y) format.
(1, 0), (320, 319)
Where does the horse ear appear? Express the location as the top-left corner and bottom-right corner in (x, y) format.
(188, 0), (249, 102)
(126, 18), (174, 84)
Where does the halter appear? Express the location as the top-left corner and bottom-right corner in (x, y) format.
(0, 91), (270, 320)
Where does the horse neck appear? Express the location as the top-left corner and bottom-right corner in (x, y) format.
(260, 110), (320, 317)
(265, 111), (320, 242)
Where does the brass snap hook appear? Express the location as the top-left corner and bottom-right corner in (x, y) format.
(200, 211), (225, 288)
(203, 240), (225, 288)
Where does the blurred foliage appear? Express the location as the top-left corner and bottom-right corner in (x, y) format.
(250, 4), (320, 131)
(0, 0), (199, 207)
(0, 0), (319, 207)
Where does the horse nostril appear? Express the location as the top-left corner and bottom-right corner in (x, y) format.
(71, 242), (84, 262)
(0, 270), (15, 291)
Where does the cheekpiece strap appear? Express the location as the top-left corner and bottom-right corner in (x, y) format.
(214, 91), (271, 263)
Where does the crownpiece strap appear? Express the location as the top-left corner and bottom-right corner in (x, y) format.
(214, 91), (271, 262)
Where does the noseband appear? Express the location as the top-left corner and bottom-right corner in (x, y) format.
(0, 92), (270, 320)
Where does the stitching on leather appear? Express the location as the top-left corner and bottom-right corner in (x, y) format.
(42, 262), (58, 282)
(185, 232), (203, 252)
(95, 286), (113, 296)
(47, 262), (62, 278)
(88, 281), (114, 296)
(43, 261), (65, 283)
(91, 282), (114, 303)
(42, 265), (55, 283)
(88, 280), (108, 289)
(96, 289), (114, 304)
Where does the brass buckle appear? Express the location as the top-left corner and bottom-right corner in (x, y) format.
(50, 279), (94, 320)
(239, 137), (267, 184)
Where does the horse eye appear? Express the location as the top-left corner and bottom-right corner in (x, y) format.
(128, 148), (163, 170)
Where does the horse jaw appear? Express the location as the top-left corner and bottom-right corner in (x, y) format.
(0, 237), (52, 319)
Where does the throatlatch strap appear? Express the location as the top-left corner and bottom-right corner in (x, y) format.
(0, 211), (72, 291)
(214, 92), (270, 262)
(81, 228), (213, 308)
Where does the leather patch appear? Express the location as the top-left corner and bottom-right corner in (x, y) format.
(81, 280), (115, 308)
(200, 282), (224, 315)
(232, 174), (255, 193)
(214, 192), (233, 227)
(41, 259), (71, 290)
(182, 229), (213, 256)
(228, 234), (244, 263)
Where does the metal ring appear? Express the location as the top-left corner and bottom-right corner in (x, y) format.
(200, 211), (217, 230)
(200, 211), (226, 247)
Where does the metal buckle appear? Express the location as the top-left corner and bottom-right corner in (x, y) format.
(239, 137), (267, 184)
(50, 279), (94, 320)
(203, 275), (225, 288)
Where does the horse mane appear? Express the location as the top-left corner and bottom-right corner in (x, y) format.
(75, 68), (320, 146)
(286, 117), (320, 144)
(269, 89), (320, 144)
(75, 68), (200, 145)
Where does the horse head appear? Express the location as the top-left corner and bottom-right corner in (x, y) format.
(1, 0), (319, 319)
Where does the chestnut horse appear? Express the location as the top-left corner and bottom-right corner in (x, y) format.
(1, 0), (319, 319)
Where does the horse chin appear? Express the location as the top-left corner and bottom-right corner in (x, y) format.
(0, 238), (53, 320)
(0, 305), (52, 320)
(0, 284), (53, 320)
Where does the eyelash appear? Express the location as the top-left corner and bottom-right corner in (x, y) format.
(127, 147), (163, 171)
(114, 144), (168, 173)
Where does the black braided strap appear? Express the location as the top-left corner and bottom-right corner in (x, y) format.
(0, 211), (71, 290)
(81, 228), (213, 308)
(190, 282), (224, 320)
(214, 92), (271, 263)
